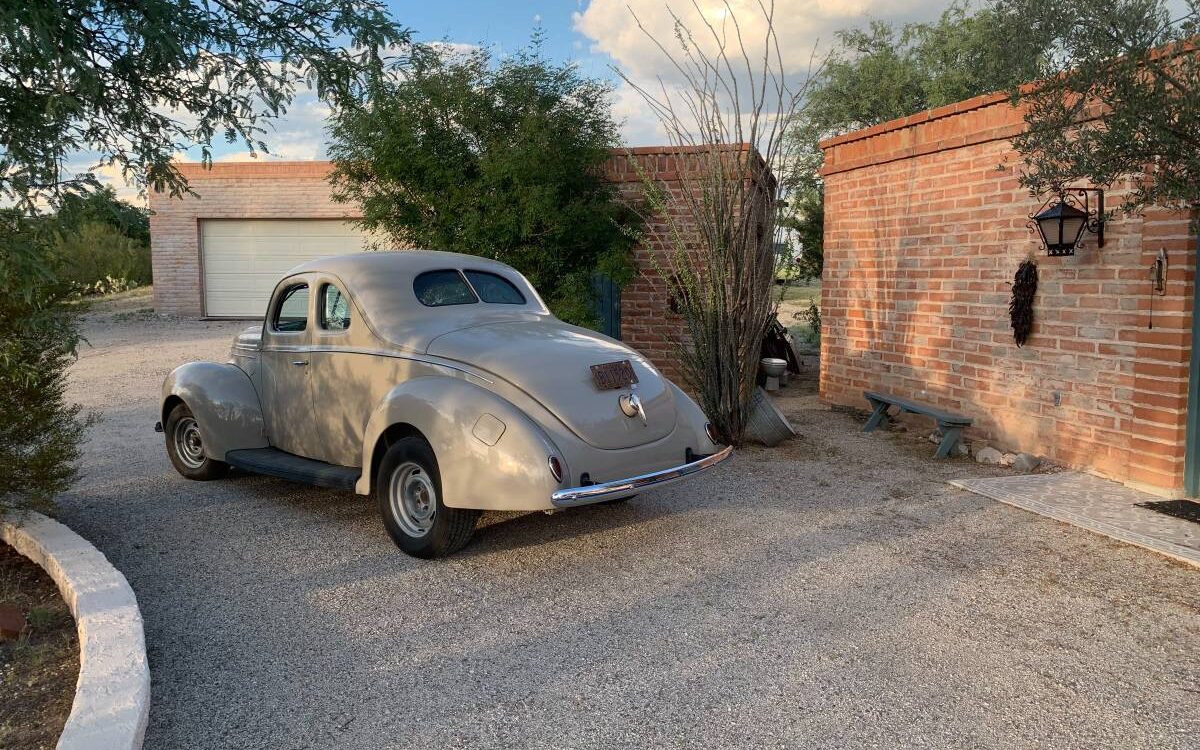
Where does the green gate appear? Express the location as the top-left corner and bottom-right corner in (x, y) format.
(591, 273), (621, 340)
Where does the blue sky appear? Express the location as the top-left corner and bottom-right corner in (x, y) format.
(393, 1), (600, 73)
(93, 1), (956, 198)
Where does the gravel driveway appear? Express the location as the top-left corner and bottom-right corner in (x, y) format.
(56, 292), (1199, 749)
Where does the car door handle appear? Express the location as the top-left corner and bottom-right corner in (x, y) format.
(291, 360), (309, 367)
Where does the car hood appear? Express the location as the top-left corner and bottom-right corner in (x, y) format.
(426, 320), (677, 450)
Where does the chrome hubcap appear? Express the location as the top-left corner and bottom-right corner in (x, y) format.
(389, 462), (436, 538)
(173, 417), (205, 469)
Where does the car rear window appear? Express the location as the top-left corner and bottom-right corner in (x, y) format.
(465, 270), (526, 305)
(413, 270), (478, 307)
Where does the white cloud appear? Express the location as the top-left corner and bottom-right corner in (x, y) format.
(426, 40), (482, 57)
(575, 0), (953, 145)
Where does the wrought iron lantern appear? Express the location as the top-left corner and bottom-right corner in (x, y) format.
(1029, 188), (1104, 257)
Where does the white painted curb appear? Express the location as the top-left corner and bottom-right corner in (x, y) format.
(1, 511), (150, 749)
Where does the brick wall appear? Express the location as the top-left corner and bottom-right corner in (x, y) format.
(820, 92), (1196, 496)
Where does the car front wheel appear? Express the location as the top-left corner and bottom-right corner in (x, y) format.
(377, 436), (478, 558)
(165, 402), (229, 481)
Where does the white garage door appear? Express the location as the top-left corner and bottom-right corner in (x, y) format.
(201, 219), (371, 317)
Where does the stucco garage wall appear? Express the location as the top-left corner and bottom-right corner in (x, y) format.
(819, 92), (1196, 495)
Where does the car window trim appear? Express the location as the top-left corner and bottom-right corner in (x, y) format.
(272, 282), (311, 334)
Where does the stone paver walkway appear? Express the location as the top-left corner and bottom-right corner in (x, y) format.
(951, 472), (1200, 567)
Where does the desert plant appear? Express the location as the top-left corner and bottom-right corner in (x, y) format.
(617, 1), (818, 443)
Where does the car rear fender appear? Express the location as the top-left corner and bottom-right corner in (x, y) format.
(161, 362), (269, 460)
(357, 376), (562, 510)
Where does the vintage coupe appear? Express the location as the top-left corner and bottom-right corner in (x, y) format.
(158, 251), (731, 557)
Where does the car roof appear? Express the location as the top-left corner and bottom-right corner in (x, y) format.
(279, 249), (551, 352)
(286, 248), (519, 283)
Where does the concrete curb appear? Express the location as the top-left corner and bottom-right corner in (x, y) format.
(1, 511), (150, 749)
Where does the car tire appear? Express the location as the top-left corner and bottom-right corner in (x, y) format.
(165, 402), (229, 481)
(377, 436), (479, 558)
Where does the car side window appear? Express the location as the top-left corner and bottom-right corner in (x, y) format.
(413, 270), (478, 307)
(273, 284), (309, 332)
(464, 270), (526, 304)
(320, 283), (351, 331)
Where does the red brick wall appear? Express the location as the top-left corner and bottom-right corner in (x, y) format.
(820, 93), (1195, 495)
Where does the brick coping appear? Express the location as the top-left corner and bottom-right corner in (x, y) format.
(818, 91), (1013, 150)
(1, 511), (150, 750)
(172, 143), (757, 181)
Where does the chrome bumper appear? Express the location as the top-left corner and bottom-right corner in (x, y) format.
(550, 445), (734, 508)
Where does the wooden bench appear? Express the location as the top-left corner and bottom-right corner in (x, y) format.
(862, 391), (973, 459)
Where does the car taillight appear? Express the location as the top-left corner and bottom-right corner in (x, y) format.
(548, 456), (564, 482)
(705, 422), (720, 444)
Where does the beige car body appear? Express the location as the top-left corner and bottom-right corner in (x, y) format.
(160, 251), (730, 511)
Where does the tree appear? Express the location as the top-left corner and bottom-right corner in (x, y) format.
(0, 1), (406, 513)
(54, 186), (149, 246)
(0, 1), (409, 205)
(1002, 0), (1200, 212)
(328, 40), (640, 327)
(786, 2), (1055, 276)
(617, 1), (814, 443)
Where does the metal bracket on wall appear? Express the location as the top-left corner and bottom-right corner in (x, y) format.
(1149, 248), (1168, 329)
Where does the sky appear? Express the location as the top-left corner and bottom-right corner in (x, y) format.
(89, 0), (958, 200)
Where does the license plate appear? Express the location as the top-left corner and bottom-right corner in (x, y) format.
(590, 360), (639, 390)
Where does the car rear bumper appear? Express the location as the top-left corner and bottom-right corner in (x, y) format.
(550, 445), (734, 508)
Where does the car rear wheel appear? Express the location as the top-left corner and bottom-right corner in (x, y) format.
(165, 403), (229, 481)
(377, 436), (479, 558)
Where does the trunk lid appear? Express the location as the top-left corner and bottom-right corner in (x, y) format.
(427, 320), (677, 449)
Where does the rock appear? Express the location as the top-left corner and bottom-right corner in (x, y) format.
(0, 603), (25, 641)
(1012, 453), (1041, 473)
(954, 441), (971, 457)
(929, 431), (943, 444)
(891, 423), (908, 433)
(1001, 452), (1017, 467)
(975, 447), (1004, 465)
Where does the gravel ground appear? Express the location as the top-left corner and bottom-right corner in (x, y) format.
(53, 292), (1199, 750)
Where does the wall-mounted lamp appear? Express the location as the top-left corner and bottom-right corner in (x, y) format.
(1028, 188), (1105, 257)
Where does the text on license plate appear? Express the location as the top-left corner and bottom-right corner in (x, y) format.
(590, 360), (639, 390)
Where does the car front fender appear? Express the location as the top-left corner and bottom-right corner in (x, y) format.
(161, 362), (268, 460)
(357, 376), (562, 510)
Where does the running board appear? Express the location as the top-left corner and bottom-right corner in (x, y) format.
(225, 448), (360, 490)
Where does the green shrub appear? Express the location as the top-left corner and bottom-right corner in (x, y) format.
(53, 221), (151, 296)
(0, 211), (90, 514)
(800, 298), (822, 348)
(329, 41), (641, 329)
